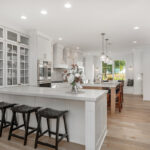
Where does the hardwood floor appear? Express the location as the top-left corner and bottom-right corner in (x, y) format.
(0, 94), (150, 150)
(102, 94), (150, 150)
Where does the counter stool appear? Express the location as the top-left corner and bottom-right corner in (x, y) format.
(0, 102), (17, 137)
(35, 108), (69, 150)
(8, 105), (40, 145)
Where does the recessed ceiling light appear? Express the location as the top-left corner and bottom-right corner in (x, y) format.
(21, 15), (27, 20)
(133, 41), (137, 44)
(40, 10), (48, 15)
(133, 26), (140, 30)
(64, 1), (72, 8)
(58, 37), (63, 41)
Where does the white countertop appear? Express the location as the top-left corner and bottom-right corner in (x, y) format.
(0, 86), (107, 102)
(82, 81), (120, 88)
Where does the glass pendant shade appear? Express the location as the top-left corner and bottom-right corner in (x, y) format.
(107, 58), (113, 64)
(100, 52), (106, 61)
(105, 56), (109, 63)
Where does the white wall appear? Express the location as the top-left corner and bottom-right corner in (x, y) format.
(143, 49), (150, 100)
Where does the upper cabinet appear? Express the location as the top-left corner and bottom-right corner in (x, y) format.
(0, 27), (4, 40)
(0, 26), (30, 87)
(20, 35), (29, 45)
(0, 41), (4, 86)
(7, 30), (18, 43)
(6, 29), (29, 46)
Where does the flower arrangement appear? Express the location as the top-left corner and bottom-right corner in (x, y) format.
(63, 64), (85, 93)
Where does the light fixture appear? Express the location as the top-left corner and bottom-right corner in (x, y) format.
(133, 26), (140, 30)
(133, 41), (137, 44)
(58, 37), (63, 41)
(21, 15), (27, 20)
(100, 33), (106, 61)
(40, 10), (48, 15)
(107, 43), (113, 64)
(64, 1), (72, 8)
(104, 39), (110, 63)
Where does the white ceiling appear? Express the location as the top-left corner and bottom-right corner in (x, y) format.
(0, 0), (150, 53)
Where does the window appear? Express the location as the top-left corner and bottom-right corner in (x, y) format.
(114, 60), (126, 80)
(102, 62), (113, 80)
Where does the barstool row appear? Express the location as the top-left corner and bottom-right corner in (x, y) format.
(0, 101), (69, 150)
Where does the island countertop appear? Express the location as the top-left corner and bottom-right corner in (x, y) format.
(0, 86), (107, 102)
(82, 81), (120, 88)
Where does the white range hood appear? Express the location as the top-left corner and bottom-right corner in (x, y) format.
(53, 44), (68, 69)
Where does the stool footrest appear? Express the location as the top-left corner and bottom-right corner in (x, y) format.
(28, 128), (37, 135)
(12, 124), (24, 131)
(38, 129), (49, 138)
(11, 134), (24, 140)
(37, 141), (56, 149)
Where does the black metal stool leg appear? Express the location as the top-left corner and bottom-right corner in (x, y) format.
(8, 112), (16, 140)
(47, 118), (51, 137)
(34, 115), (41, 149)
(63, 115), (69, 142)
(24, 113), (30, 145)
(56, 118), (60, 150)
(0, 108), (6, 137)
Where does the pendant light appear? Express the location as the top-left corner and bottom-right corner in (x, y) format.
(105, 38), (110, 63)
(100, 33), (106, 61)
(107, 42), (113, 65)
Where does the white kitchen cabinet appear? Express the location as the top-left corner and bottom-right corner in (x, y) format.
(6, 30), (18, 43)
(0, 26), (4, 40)
(0, 26), (30, 86)
(6, 42), (18, 85)
(20, 46), (29, 84)
(0, 40), (4, 86)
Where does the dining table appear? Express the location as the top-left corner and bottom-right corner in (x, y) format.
(82, 81), (121, 114)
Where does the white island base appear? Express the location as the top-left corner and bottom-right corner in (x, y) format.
(0, 86), (107, 150)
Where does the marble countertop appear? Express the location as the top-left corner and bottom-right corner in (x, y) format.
(82, 81), (120, 88)
(0, 86), (107, 102)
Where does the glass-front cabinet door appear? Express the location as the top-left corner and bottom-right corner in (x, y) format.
(7, 30), (18, 43)
(20, 46), (29, 84)
(7, 43), (18, 85)
(0, 41), (4, 86)
(20, 35), (29, 46)
(0, 27), (4, 40)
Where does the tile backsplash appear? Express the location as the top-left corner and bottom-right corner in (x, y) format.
(51, 69), (66, 81)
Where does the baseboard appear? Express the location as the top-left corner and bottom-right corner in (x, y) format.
(96, 128), (107, 150)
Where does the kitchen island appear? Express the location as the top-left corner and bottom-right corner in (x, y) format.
(0, 86), (107, 150)
(83, 82), (120, 114)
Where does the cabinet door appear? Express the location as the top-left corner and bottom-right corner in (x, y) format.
(20, 35), (29, 46)
(0, 41), (4, 86)
(20, 46), (29, 84)
(0, 27), (4, 40)
(7, 42), (18, 85)
(7, 30), (18, 43)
